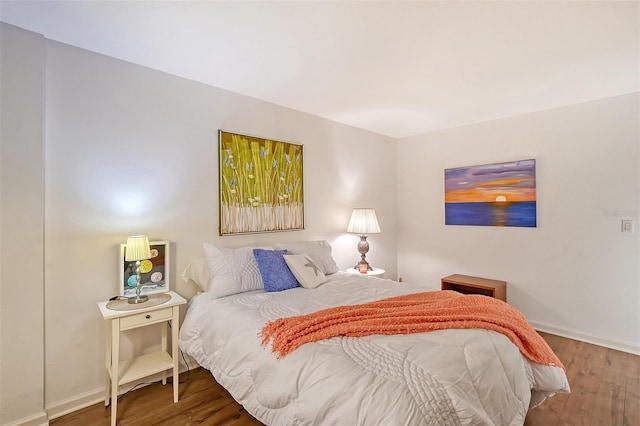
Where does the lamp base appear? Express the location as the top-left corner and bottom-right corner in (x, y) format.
(353, 261), (373, 271)
(353, 235), (373, 271)
(128, 294), (149, 304)
(129, 267), (148, 304)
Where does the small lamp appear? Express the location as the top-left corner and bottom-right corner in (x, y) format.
(347, 208), (381, 271)
(125, 235), (152, 304)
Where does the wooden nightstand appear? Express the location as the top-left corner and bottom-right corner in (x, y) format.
(97, 291), (187, 426)
(346, 267), (385, 278)
(441, 274), (507, 302)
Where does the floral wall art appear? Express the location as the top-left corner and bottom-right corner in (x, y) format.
(219, 130), (304, 235)
(444, 159), (537, 227)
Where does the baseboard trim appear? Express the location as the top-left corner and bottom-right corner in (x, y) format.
(46, 387), (104, 421)
(46, 361), (199, 421)
(2, 411), (48, 426)
(531, 321), (640, 355)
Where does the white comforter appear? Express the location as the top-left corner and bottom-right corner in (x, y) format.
(179, 273), (569, 426)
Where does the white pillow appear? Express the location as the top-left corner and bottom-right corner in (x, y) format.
(274, 240), (340, 274)
(181, 257), (210, 292)
(283, 254), (327, 289)
(202, 243), (264, 298)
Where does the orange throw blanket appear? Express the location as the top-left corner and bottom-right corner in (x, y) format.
(261, 290), (563, 368)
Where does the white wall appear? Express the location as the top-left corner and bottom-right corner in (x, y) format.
(42, 37), (396, 412)
(396, 93), (640, 353)
(1, 25), (397, 424)
(0, 24), (47, 426)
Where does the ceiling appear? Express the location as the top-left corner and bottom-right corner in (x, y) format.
(1, 1), (638, 138)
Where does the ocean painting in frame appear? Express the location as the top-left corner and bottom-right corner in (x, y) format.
(444, 159), (536, 227)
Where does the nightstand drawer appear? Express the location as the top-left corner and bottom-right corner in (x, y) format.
(120, 307), (173, 330)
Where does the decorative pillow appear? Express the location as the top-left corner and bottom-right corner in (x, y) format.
(274, 240), (340, 275)
(203, 243), (264, 298)
(253, 249), (300, 292)
(181, 257), (210, 292)
(283, 254), (328, 289)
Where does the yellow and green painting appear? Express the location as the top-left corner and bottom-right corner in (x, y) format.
(444, 159), (536, 227)
(219, 130), (304, 235)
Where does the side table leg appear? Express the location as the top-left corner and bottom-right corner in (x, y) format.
(104, 321), (111, 407)
(111, 318), (120, 426)
(172, 307), (179, 403)
(161, 320), (168, 385)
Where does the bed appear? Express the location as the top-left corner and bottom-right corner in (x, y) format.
(179, 241), (570, 425)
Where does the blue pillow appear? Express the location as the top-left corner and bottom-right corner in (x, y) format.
(252, 249), (300, 292)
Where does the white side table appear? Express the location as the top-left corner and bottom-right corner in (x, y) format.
(346, 267), (385, 278)
(97, 291), (187, 426)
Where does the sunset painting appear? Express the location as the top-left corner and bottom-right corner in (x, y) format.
(444, 159), (536, 227)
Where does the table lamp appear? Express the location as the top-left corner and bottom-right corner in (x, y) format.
(125, 235), (152, 304)
(347, 208), (381, 271)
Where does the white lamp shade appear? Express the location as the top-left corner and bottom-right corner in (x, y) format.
(347, 208), (381, 234)
(124, 235), (151, 261)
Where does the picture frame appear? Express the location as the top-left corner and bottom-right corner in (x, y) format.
(219, 130), (304, 235)
(444, 159), (537, 227)
(119, 240), (171, 297)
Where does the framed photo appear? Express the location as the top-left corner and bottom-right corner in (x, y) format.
(119, 240), (170, 297)
(444, 159), (537, 227)
(219, 130), (304, 235)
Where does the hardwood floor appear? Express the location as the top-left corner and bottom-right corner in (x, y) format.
(52, 332), (638, 426)
(50, 368), (263, 426)
(524, 332), (639, 426)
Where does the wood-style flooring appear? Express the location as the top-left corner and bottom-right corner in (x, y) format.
(51, 332), (639, 426)
(524, 332), (639, 426)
